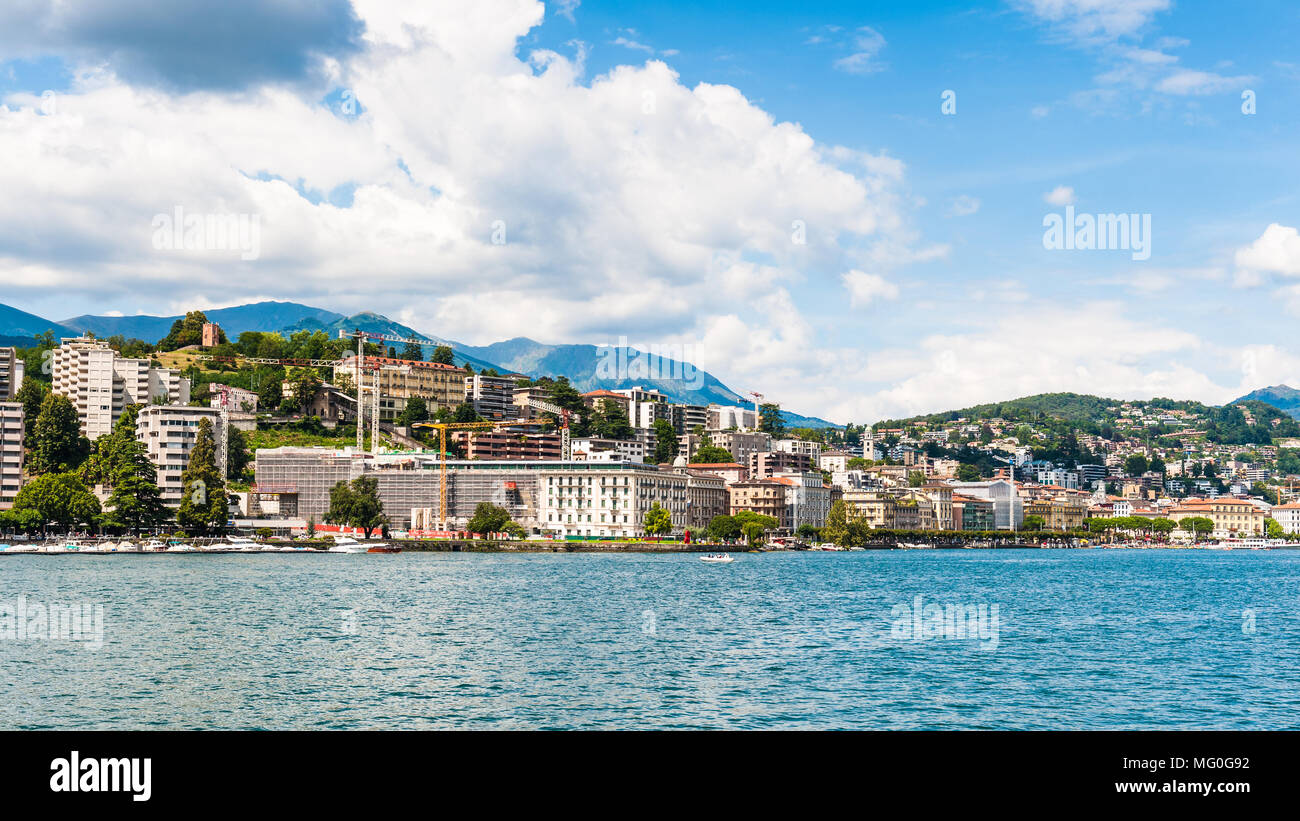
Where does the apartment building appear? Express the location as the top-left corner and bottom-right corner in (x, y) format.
(709, 431), (772, 464)
(571, 437), (646, 463)
(1270, 502), (1300, 534)
(465, 373), (520, 421)
(668, 467), (728, 533)
(454, 431), (562, 461)
(923, 481), (954, 530)
(332, 355), (467, 415)
(728, 479), (790, 530)
(539, 464), (690, 537)
(52, 337), (190, 440)
(686, 462), (747, 485)
(749, 450), (813, 479)
(611, 387), (673, 429)
(1167, 497), (1266, 537)
(0, 402), (23, 509)
(770, 471), (833, 531)
(670, 403), (709, 435)
(819, 450), (852, 474)
(708, 404), (756, 431)
(951, 493), (995, 530)
(0, 347), (23, 400)
(136, 405), (226, 505)
(774, 438), (822, 458)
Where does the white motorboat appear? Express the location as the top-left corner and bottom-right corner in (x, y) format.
(700, 553), (734, 564)
(141, 540), (166, 552)
(166, 542), (198, 553)
(327, 536), (371, 553)
(224, 535), (262, 552)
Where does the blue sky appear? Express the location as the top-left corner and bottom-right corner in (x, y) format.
(2, 1), (1300, 422)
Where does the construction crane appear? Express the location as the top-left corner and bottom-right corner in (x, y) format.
(524, 397), (578, 460)
(411, 420), (518, 530)
(338, 328), (447, 453)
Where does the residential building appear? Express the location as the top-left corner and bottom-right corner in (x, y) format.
(1270, 502), (1300, 534)
(819, 450), (852, 474)
(209, 383), (259, 413)
(670, 467), (728, 533)
(951, 493), (995, 530)
(611, 387), (672, 430)
(671, 403), (709, 435)
(52, 337), (190, 440)
(571, 437), (646, 463)
(710, 430), (771, 464)
(454, 431), (562, 461)
(332, 355), (468, 415)
(465, 373), (520, 421)
(749, 450), (813, 479)
(923, 481), (954, 530)
(539, 465), (689, 537)
(771, 471), (833, 531)
(136, 405), (226, 506)
(686, 462), (748, 485)
(0, 347), (23, 400)
(728, 479), (790, 530)
(0, 402), (23, 509)
(581, 390), (632, 419)
(774, 438), (823, 458)
(1167, 497), (1266, 537)
(708, 404), (755, 431)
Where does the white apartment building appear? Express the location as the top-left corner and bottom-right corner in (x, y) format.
(0, 402), (23, 509)
(570, 437), (646, 463)
(465, 373), (519, 421)
(1270, 503), (1300, 535)
(775, 438), (823, 458)
(0, 347), (23, 400)
(771, 471), (832, 531)
(819, 450), (852, 474)
(709, 430), (772, 464)
(611, 387), (673, 429)
(538, 465), (689, 537)
(136, 405), (226, 505)
(708, 404), (756, 431)
(52, 337), (190, 440)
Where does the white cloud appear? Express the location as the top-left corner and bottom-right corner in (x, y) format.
(1017, 0), (1171, 44)
(842, 270), (899, 307)
(833, 27), (887, 75)
(1155, 69), (1253, 95)
(1043, 185), (1076, 206)
(1234, 223), (1300, 278)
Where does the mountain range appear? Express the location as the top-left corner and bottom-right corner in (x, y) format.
(1232, 385), (1300, 420)
(0, 300), (838, 428)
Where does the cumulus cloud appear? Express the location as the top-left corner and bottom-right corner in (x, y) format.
(946, 195), (980, 217)
(842, 270), (899, 307)
(1235, 224), (1300, 278)
(1043, 185), (1075, 206)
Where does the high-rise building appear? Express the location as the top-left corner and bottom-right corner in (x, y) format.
(136, 405), (226, 505)
(0, 402), (24, 509)
(51, 337), (190, 440)
(0, 347), (23, 400)
(465, 373), (520, 421)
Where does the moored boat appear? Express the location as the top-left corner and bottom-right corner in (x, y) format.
(700, 553), (734, 564)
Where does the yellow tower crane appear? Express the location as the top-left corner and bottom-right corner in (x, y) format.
(412, 420), (511, 530)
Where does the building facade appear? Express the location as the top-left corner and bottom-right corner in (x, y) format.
(0, 347), (23, 400)
(0, 402), (23, 509)
(135, 405), (226, 506)
(52, 337), (190, 440)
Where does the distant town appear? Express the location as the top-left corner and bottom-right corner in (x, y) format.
(4, 309), (1300, 547)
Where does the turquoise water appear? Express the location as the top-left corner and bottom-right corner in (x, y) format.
(1, 550), (1297, 729)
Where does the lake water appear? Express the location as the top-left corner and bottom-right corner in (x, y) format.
(2, 550), (1297, 729)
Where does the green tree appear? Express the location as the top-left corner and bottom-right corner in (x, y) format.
(643, 503), (673, 536)
(759, 403), (785, 435)
(692, 445), (734, 464)
(29, 393), (90, 475)
(1265, 518), (1285, 539)
(396, 397), (429, 427)
(347, 476), (386, 538)
(15, 376), (49, 437)
(176, 418), (228, 534)
(284, 367), (322, 411)
(13, 472), (101, 534)
(400, 342), (424, 361)
(430, 345), (455, 365)
(103, 438), (169, 534)
(227, 425), (251, 480)
(734, 510), (777, 547)
(652, 418), (679, 464)
(705, 514), (740, 541)
(907, 471), (925, 487)
(466, 501), (511, 537)
(955, 463), (981, 482)
(1022, 514), (1046, 531)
